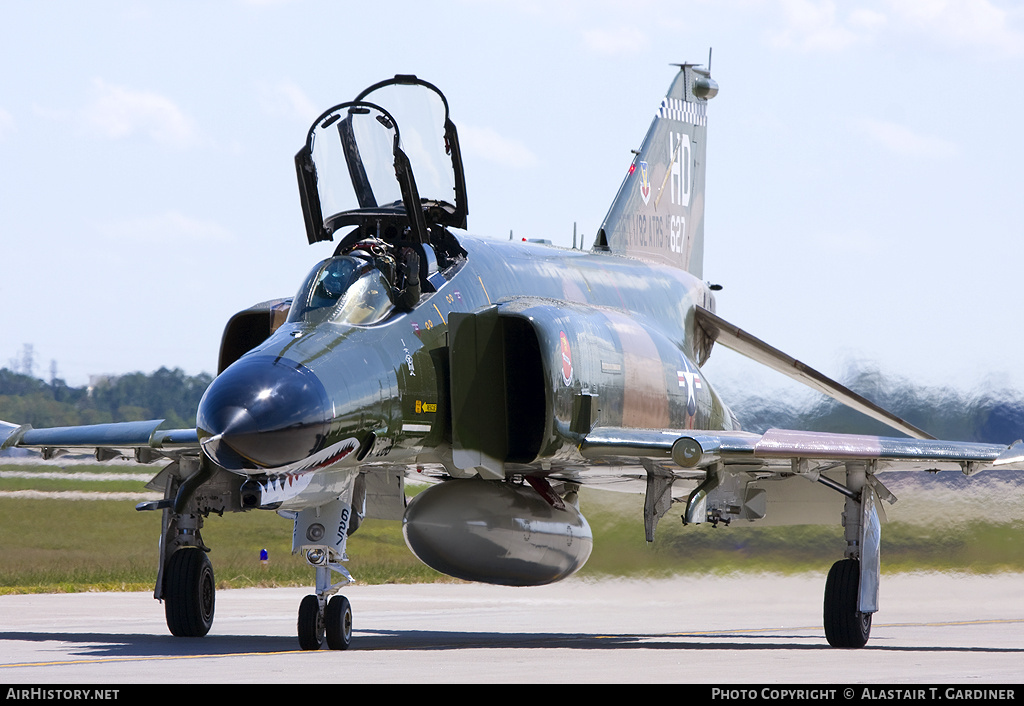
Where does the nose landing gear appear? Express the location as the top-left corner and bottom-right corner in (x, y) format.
(291, 481), (361, 650)
(297, 563), (354, 650)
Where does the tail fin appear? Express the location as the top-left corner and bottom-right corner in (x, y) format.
(594, 63), (718, 278)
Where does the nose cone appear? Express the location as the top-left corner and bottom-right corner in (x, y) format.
(197, 355), (331, 470)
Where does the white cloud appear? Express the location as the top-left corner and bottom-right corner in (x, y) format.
(769, 0), (867, 50)
(765, 0), (1024, 56)
(885, 0), (1024, 55)
(459, 123), (540, 169)
(82, 79), (198, 147)
(859, 118), (960, 158)
(95, 211), (234, 244)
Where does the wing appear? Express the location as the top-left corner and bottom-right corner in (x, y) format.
(1, 418), (199, 462)
(578, 424), (1024, 538)
(581, 426), (1024, 474)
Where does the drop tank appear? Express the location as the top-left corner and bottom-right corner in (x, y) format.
(402, 479), (593, 586)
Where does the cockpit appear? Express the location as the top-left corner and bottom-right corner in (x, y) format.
(218, 79), (472, 372)
(291, 75), (469, 325)
(287, 254), (395, 326)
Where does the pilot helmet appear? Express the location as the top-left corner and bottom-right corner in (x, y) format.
(349, 239), (396, 285)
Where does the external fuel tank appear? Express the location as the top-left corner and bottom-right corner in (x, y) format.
(402, 479), (593, 586)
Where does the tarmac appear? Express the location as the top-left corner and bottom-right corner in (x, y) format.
(1, 573), (1022, 685)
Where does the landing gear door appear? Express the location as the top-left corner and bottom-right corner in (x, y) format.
(858, 486), (881, 614)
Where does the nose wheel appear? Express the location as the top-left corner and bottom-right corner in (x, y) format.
(325, 595), (353, 650)
(298, 593), (352, 650)
(297, 594), (324, 650)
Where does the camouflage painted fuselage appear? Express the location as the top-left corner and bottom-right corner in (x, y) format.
(236, 233), (736, 479)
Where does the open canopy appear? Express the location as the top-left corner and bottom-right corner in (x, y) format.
(295, 75), (468, 246)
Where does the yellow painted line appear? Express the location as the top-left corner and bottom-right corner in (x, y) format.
(478, 276), (491, 305)
(875, 618), (1024, 628)
(432, 303), (447, 325)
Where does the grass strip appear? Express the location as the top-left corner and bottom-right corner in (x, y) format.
(2, 485), (1023, 595)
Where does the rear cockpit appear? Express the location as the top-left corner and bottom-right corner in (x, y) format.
(295, 75), (468, 280)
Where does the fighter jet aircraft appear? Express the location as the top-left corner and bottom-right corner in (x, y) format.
(3, 68), (1022, 650)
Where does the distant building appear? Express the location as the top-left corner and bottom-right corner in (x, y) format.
(87, 374), (121, 397)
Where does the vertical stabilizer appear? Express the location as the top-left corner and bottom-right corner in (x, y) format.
(594, 64), (718, 278)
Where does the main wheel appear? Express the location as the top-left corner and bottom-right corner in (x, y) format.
(164, 548), (215, 637)
(325, 595), (353, 650)
(297, 594), (324, 650)
(823, 558), (871, 648)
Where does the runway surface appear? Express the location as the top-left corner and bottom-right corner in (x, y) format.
(1, 573), (1022, 684)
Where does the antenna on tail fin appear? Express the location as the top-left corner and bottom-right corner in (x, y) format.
(594, 61), (718, 278)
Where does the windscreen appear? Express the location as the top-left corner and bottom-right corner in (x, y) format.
(288, 257), (394, 326)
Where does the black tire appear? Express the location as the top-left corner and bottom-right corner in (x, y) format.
(325, 595), (353, 650)
(297, 594), (324, 650)
(823, 558), (871, 648)
(164, 548), (215, 637)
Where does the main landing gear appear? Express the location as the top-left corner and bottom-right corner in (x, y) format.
(164, 547), (216, 637)
(138, 456), (224, 639)
(820, 461), (882, 648)
(676, 459), (887, 648)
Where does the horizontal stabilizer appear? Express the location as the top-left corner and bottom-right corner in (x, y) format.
(695, 306), (933, 440)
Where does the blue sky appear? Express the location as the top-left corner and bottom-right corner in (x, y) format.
(2, 1), (1022, 404)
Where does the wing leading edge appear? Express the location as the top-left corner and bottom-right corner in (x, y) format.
(694, 306), (935, 440)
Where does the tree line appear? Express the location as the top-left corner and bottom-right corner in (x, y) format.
(0, 367), (213, 429)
